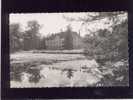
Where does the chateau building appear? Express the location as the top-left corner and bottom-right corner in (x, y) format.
(45, 31), (84, 50)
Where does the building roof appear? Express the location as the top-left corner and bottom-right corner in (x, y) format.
(45, 31), (81, 40)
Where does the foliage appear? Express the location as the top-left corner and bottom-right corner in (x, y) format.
(9, 23), (23, 52)
(96, 60), (129, 86)
(83, 12), (128, 86)
(23, 20), (41, 50)
(83, 12), (128, 65)
(10, 20), (47, 52)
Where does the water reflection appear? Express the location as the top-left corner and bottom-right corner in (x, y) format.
(62, 69), (75, 79)
(10, 63), (42, 83)
(10, 63), (25, 82)
(27, 68), (41, 83)
(10, 59), (103, 87)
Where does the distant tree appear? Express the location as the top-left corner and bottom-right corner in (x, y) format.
(10, 23), (23, 52)
(63, 25), (73, 49)
(23, 20), (41, 50)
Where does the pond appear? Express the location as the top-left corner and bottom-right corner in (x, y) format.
(10, 52), (103, 88)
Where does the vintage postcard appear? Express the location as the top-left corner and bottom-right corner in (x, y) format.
(9, 12), (128, 88)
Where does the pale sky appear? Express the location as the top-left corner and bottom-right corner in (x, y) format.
(10, 12), (127, 37)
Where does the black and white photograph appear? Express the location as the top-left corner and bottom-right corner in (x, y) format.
(4, 98), (131, 100)
(10, 12), (128, 88)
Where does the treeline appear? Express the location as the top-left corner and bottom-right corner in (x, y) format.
(10, 22), (75, 52)
(83, 12), (128, 63)
(10, 20), (46, 53)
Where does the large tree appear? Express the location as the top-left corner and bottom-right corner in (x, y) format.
(23, 20), (41, 50)
(10, 23), (23, 52)
(83, 12), (128, 64)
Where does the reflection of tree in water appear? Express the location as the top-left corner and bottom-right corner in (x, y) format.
(27, 68), (41, 83)
(10, 69), (22, 82)
(11, 62), (42, 83)
(66, 69), (74, 79)
(10, 63), (26, 82)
